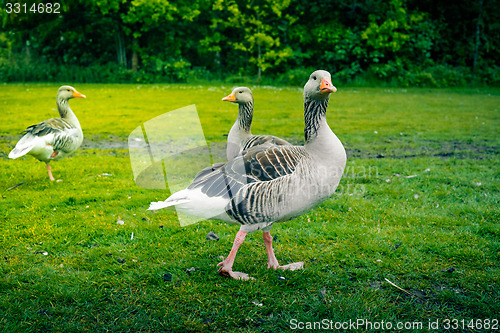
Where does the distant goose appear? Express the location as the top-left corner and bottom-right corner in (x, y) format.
(150, 70), (346, 280)
(9, 85), (86, 181)
(222, 87), (291, 160)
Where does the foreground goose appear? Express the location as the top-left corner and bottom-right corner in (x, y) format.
(9, 86), (86, 181)
(150, 70), (346, 280)
(222, 87), (291, 160)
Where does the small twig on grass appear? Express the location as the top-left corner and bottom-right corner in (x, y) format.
(7, 183), (24, 191)
(384, 278), (424, 300)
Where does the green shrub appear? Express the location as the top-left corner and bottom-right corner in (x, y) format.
(276, 67), (315, 86)
(474, 64), (500, 87)
(412, 72), (438, 87)
(426, 65), (468, 87)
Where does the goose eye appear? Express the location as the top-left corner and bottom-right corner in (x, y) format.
(312, 76), (317, 80)
(239, 91), (243, 94)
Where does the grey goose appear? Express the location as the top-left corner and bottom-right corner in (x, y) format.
(222, 87), (291, 161)
(150, 70), (346, 280)
(9, 86), (86, 181)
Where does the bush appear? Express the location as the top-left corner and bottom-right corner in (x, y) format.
(426, 65), (468, 87)
(412, 72), (438, 87)
(274, 67), (315, 86)
(474, 64), (500, 87)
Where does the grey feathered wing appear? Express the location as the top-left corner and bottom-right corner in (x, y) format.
(187, 145), (308, 224)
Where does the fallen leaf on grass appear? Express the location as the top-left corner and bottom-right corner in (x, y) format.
(441, 267), (455, 273)
(186, 267), (198, 275)
(206, 231), (219, 241)
(252, 300), (263, 307)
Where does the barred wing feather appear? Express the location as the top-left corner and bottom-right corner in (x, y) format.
(240, 135), (292, 153)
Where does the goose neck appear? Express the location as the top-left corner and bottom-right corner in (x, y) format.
(57, 97), (81, 128)
(304, 98), (329, 143)
(237, 101), (253, 133)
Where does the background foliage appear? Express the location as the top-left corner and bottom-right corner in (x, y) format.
(1, 0), (499, 86)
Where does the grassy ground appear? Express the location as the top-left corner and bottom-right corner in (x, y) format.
(0, 83), (499, 332)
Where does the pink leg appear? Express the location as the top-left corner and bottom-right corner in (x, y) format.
(217, 230), (253, 280)
(46, 163), (55, 181)
(263, 231), (279, 269)
(263, 231), (305, 271)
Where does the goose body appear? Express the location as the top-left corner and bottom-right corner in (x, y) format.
(222, 87), (291, 161)
(150, 71), (346, 279)
(9, 86), (86, 181)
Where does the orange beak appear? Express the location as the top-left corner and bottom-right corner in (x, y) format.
(73, 90), (86, 98)
(320, 78), (337, 93)
(222, 92), (236, 102)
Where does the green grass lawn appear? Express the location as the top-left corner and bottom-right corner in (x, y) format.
(0, 83), (499, 332)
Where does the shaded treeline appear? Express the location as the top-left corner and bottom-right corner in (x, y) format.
(1, 0), (498, 86)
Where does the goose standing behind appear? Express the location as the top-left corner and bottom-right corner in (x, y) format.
(150, 71), (346, 280)
(9, 85), (86, 181)
(222, 87), (291, 161)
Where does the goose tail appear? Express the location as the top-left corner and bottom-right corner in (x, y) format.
(8, 134), (37, 159)
(148, 197), (190, 211)
(9, 147), (31, 159)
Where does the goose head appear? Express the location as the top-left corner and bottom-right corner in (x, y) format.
(303, 70), (336, 101)
(222, 87), (253, 105)
(58, 85), (86, 100)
